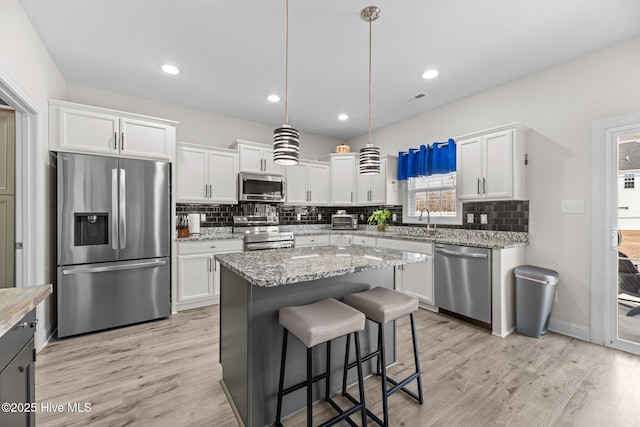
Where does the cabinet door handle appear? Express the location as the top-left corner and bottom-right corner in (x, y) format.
(483, 177), (486, 194)
(309, 190), (312, 201)
(350, 191), (353, 202)
(209, 184), (213, 198)
(208, 258), (212, 272)
(477, 178), (481, 194)
(204, 184), (208, 198)
(121, 132), (124, 150)
(18, 366), (25, 373)
(114, 132), (117, 150)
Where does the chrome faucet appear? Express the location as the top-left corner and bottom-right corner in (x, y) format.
(418, 208), (430, 222)
(419, 207), (436, 232)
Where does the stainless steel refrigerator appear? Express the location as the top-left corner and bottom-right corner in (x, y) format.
(57, 152), (170, 338)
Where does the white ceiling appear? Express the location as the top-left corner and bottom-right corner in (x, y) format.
(18, 0), (640, 141)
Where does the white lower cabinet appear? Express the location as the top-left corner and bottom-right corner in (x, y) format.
(295, 234), (330, 247)
(376, 238), (434, 305)
(177, 239), (243, 310)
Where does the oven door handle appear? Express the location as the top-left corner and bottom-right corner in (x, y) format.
(246, 241), (293, 250)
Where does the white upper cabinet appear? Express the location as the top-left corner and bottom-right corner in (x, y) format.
(322, 153), (357, 206)
(456, 123), (528, 201)
(285, 161), (330, 205)
(119, 118), (174, 160)
(356, 156), (399, 206)
(49, 99), (177, 161)
(231, 140), (285, 175)
(176, 143), (238, 204)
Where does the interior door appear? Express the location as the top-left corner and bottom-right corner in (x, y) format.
(615, 130), (640, 350)
(118, 158), (169, 260)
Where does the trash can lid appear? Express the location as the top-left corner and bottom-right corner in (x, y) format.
(514, 265), (559, 285)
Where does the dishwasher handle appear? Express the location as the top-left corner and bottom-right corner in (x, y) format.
(435, 247), (488, 259)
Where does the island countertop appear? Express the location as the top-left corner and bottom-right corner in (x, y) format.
(215, 245), (428, 287)
(0, 284), (53, 338)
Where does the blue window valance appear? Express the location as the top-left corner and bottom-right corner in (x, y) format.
(397, 138), (456, 180)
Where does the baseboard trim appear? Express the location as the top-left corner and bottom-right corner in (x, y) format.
(40, 317), (57, 351)
(548, 318), (591, 342)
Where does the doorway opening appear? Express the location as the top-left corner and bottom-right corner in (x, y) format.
(591, 112), (640, 356)
(617, 132), (640, 344)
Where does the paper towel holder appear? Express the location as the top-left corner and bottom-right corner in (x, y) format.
(188, 213), (201, 235)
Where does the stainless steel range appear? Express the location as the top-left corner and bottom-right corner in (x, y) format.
(233, 215), (294, 251)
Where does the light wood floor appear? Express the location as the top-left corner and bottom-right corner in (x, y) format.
(36, 306), (640, 427)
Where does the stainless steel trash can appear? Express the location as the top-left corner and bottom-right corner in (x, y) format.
(515, 265), (559, 338)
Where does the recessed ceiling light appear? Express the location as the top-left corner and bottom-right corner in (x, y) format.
(267, 94), (280, 103)
(162, 64), (180, 75)
(337, 114), (349, 121)
(422, 69), (439, 80)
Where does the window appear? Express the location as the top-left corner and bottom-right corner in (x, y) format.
(625, 174), (635, 189)
(403, 172), (462, 224)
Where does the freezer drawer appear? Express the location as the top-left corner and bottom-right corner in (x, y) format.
(57, 258), (170, 337)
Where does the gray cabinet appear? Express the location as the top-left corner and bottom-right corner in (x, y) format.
(0, 309), (37, 427)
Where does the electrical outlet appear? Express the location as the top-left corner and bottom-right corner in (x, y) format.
(480, 213), (488, 224)
(317, 213), (322, 220)
(296, 213), (302, 221)
(392, 213), (397, 222)
(467, 213), (474, 224)
(200, 214), (206, 222)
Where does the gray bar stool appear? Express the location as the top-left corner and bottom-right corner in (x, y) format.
(276, 298), (368, 427)
(342, 287), (424, 427)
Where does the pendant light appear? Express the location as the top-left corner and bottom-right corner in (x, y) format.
(273, 0), (300, 166)
(359, 6), (381, 175)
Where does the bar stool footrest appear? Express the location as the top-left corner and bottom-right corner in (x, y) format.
(342, 390), (386, 427)
(385, 373), (423, 403)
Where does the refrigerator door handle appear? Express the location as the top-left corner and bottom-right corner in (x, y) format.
(61, 259), (168, 275)
(111, 169), (119, 250)
(119, 168), (126, 249)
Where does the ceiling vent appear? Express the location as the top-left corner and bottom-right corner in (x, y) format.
(406, 92), (426, 103)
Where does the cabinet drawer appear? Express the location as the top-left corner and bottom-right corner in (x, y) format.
(178, 239), (243, 255)
(295, 234), (330, 247)
(0, 309), (36, 371)
(352, 236), (376, 247)
(377, 238), (433, 255)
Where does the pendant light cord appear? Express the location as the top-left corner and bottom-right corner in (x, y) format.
(284, 0), (290, 125)
(368, 18), (372, 146)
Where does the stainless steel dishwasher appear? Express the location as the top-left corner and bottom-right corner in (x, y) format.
(434, 244), (492, 324)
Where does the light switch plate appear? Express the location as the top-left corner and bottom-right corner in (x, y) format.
(392, 213), (397, 222)
(200, 214), (206, 222)
(467, 213), (474, 223)
(296, 213), (302, 221)
(560, 200), (585, 214)
(480, 214), (488, 224)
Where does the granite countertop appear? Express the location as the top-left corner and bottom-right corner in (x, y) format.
(177, 225), (528, 249)
(176, 227), (239, 242)
(289, 226), (528, 249)
(215, 245), (428, 287)
(0, 284), (53, 338)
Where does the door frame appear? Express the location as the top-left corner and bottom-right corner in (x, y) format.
(0, 65), (45, 350)
(591, 111), (640, 355)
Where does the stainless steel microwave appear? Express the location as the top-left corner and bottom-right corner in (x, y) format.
(238, 173), (286, 203)
(331, 214), (358, 230)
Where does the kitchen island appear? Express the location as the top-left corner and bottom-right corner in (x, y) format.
(216, 245), (427, 427)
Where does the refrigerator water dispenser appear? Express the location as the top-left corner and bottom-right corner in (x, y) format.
(74, 213), (108, 246)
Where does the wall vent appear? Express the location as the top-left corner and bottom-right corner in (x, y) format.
(405, 92), (426, 102)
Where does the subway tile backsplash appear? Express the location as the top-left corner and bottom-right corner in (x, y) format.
(177, 200), (528, 232)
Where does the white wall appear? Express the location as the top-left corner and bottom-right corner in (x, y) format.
(0, 0), (66, 346)
(349, 36), (640, 330)
(66, 84), (343, 160)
